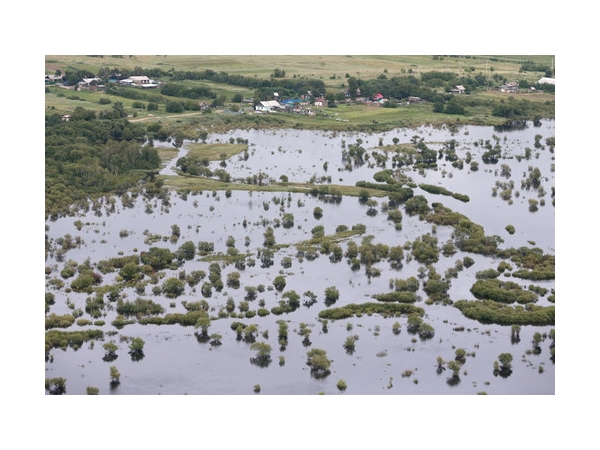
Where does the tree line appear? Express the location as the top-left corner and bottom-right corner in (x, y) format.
(45, 108), (160, 219)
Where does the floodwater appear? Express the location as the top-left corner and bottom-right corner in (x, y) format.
(45, 120), (555, 395)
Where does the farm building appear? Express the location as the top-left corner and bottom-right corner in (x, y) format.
(118, 76), (160, 88)
(255, 100), (282, 112)
(313, 97), (327, 107)
(450, 85), (466, 94)
(537, 77), (555, 85)
(499, 81), (519, 92)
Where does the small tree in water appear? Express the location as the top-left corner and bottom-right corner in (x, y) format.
(306, 348), (331, 378)
(250, 341), (272, 367)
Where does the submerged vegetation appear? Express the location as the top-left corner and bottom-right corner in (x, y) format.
(45, 55), (554, 395)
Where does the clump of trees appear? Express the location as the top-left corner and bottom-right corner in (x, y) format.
(45, 111), (160, 219)
(470, 279), (538, 304)
(454, 299), (554, 326)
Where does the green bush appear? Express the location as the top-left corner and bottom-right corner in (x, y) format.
(372, 291), (417, 303)
(454, 299), (555, 326)
(470, 279), (538, 304)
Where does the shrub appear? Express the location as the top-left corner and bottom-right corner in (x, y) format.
(162, 277), (185, 298)
(273, 275), (287, 292)
(373, 291), (417, 303)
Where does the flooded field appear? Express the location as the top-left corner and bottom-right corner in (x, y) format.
(45, 120), (555, 395)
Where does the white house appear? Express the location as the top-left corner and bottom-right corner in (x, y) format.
(255, 100), (281, 112)
(119, 75), (160, 88)
(537, 77), (555, 85)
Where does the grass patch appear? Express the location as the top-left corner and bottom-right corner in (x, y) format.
(185, 142), (247, 161)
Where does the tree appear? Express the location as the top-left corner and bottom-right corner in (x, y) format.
(162, 277), (185, 298)
(243, 323), (259, 343)
(343, 334), (359, 354)
(324, 286), (340, 306)
(494, 352), (513, 378)
(311, 225), (325, 239)
(282, 290), (301, 311)
(532, 332), (543, 354)
(277, 320), (289, 349)
(444, 98), (465, 115)
(201, 281), (212, 298)
(388, 245), (404, 267)
(273, 275), (287, 292)
(282, 213), (295, 229)
(45, 377), (66, 395)
(250, 341), (272, 367)
(210, 333), (222, 346)
(102, 342), (119, 362)
(455, 348), (467, 364)
(177, 240), (196, 260)
(511, 324), (521, 344)
(128, 337), (145, 361)
(86, 386), (99, 395)
(119, 262), (142, 282)
(112, 101), (127, 118)
(358, 189), (370, 203)
(110, 366), (121, 384)
(260, 248), (274, 268)
(281, 256), (293, 268)
(226, 271), (241, 289)
(446, 360), (461, 385)
(263, 227), (276, 247)
(306, 348), (331, 378)
(436, 356), (446, 374)
(141, 247), (174, 270)
(405, 195), (430, 216)
(194, 315), (211, 341)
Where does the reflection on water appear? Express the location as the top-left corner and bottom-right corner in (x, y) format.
(45, 121), (555, 395)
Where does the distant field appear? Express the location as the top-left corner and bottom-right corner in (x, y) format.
(45, 55), (554, 86)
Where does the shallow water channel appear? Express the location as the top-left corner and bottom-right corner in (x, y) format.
(45, 120), (555, 395)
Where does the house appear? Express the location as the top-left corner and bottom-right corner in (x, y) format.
(78, 77), (102, 89)
(130, 76), (151, 85)
(314, 97), (327, 107)
(61, 114), (71, 122)
(45, 74), (62, 82)
(450, 85), (466, 94)
(372, 93), (384, 101)
(119, 76), (160, 88)
(499, 81), (519, 92)
(255, 100), (281, 112)
(537, 77), (555, 85)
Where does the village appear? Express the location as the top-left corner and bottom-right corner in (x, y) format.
(46, 71), (556, 119)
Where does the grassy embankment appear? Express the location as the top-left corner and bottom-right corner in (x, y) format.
(161, 142), (388, 198)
